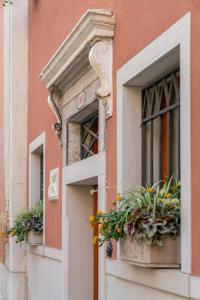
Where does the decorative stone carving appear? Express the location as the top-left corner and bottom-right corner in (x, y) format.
(40, 9), (116, 92)
(48, 87), (62, 145)
(40, 9), (116, 143)
(48, 168), (59, 200)
(89, 40), (113, 118)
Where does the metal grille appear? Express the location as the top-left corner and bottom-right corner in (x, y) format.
(141, 70), (180, 185)
(81, 113), (99, 159)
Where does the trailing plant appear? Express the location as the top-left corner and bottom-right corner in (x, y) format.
(88, 178), (180, 257)
(4, 201), (43, 243)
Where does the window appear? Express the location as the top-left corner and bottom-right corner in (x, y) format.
(141, 70), (180, 185)
(66, 100), (99, 165)
(81, 112), (99, 159)
(29, 133), (45, 206)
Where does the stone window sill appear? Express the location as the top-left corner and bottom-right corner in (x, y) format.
(106, 259), (200, 299)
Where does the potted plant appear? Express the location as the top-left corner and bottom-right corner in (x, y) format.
(5, 201), (43, 245)
(88, 178), (181, 268)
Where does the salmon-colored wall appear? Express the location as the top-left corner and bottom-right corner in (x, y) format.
(29, 0), (200, 273)
(0, 5), (5, 263)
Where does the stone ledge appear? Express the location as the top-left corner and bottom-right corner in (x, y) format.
(106, 260), (190, 298)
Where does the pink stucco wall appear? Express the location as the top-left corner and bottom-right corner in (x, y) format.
(29, 0), (200, 274)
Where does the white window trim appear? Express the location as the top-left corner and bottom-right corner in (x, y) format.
(29, 132), (46, 245)
(117, 12), (191, 274)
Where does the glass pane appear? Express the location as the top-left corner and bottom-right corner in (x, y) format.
(146, 122), (151, 185)
(153, 118), (160, 183)
(171, 108), (179, 178)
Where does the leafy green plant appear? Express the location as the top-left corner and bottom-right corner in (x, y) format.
(88, 178), (180, 257)
(4, 202), (43, 243)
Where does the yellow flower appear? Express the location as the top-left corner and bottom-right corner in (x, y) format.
(88, 216), (95, 223)
(99, 223), (104, 233)
(97, 210), (104, 215)
(116, 227), (121, 233)
(146, 187), (154, 193)
(93, 235), (98, 244)
(116, 194), (122, 201)
(166, 193), (172, 199)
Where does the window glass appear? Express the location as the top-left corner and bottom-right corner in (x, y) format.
(141, 70), (180, 185)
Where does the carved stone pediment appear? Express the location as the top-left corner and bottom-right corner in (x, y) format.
(40, 9), (116, 145)
(40, 9), (116, 91)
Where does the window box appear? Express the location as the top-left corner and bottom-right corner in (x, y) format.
(26, 230), (43, 246)
(120, 236), (180, 268)
(88, 178), (180, 268)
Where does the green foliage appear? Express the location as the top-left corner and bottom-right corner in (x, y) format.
(4, 202), (43, 243)
(88, 178), (180, 256)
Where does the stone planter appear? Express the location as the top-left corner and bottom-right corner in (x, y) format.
(26, 230), (43, 246)
(120, 236), (180, 268)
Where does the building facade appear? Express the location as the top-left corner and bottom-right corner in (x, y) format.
(0, 0), (200, 299)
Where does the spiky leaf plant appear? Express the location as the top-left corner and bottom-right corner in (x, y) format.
(88, 178), (180, 257)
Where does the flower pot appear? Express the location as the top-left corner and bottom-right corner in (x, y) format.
(120, 236), (180, 268)
(26, 230), (43, 246)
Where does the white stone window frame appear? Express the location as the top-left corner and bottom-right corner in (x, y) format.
(29, 132), (46, 245)
(117, 12), (191, 275)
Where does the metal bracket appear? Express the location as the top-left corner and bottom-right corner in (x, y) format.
(48, 86), (62, 145)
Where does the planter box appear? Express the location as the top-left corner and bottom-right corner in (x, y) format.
(26, 230), (43, 246)
(120, 236), (180, 268)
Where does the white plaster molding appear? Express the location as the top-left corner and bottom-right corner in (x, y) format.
(29, 132), (45, 153)
(117, 13), (191, 274)
(89, 40), (113, 117)
(106, 260), (189, 298)
(63, 151), (106, 185)
(40, 9), (116, 91)
(107, 260), (200, 300)
(27, 245), (63, 262)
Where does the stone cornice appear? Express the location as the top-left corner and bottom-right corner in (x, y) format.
(39, 9), (116, 91)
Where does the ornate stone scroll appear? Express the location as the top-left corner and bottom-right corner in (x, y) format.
(89, 40), (113, 118)
(48, 86), (62, 145)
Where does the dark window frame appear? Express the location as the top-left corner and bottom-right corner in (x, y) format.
(141, 70), (180, 185)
